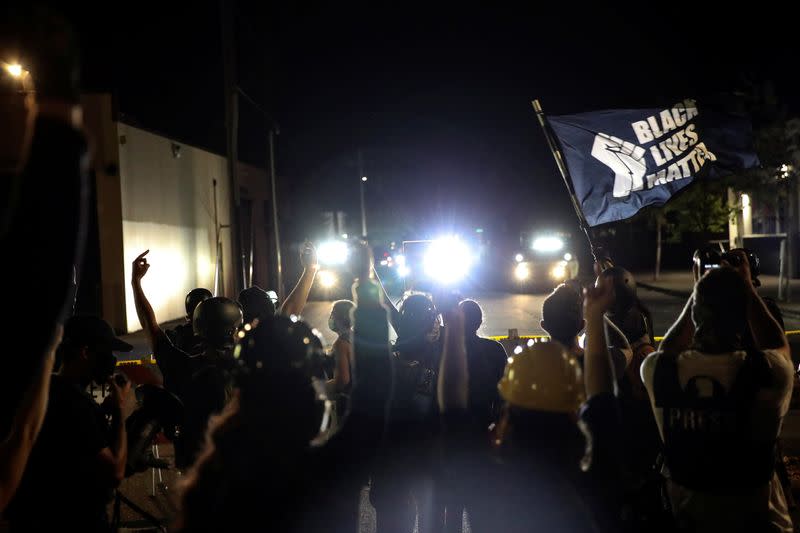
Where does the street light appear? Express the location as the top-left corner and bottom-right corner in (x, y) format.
(4, 63), (23, 78)
(358, 150), (367, 237)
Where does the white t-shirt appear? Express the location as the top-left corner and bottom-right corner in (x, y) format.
(641, 349), (794, 533)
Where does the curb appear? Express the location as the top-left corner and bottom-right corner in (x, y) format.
(637, 281), (690, 300)
(638, 281), (800, 320)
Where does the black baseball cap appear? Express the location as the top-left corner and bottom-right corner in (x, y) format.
(63, 315), (133, 352)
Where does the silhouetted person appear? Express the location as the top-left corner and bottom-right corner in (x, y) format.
(643, 255), (794, 532)
(6, 316), (133, 532)
(166, 288), (212, 353)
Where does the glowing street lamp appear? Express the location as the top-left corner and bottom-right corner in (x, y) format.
(4, 63), (23, 78)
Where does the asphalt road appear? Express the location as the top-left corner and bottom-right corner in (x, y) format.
(107, 287), (800, 531)
(119, 287), (800, 360)
(302, 285), (800, 346)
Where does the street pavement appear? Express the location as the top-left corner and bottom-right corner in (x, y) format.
(118, 281), (800, 361)
(45, 278), (800, 531)
(300, 284), (800, 347)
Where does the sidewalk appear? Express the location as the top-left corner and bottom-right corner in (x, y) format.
(635, 271), (800, 319)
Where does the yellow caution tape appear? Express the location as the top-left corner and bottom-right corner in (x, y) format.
(116, 356), (156, 367)
(490, 331), (800, 345)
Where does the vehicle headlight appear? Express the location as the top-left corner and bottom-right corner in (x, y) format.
(397, 265), (410, 278)
(318, 270), (337, 288)
(514, 262), (530, 281)
(423, 236), (473, 284)
(532, 236), (564, 252)
(550, 262), (567, 280)
(514, 253), (524, 263)
(317, 241), (349, 266)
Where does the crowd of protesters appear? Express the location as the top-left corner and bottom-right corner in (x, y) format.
(1, 7), (798, 533)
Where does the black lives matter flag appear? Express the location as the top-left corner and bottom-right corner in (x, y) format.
(547, 99), (759, 226)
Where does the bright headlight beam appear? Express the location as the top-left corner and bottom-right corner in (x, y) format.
(424, 236), (473, 284)
(4, 63), (23, 78)
(550, 262), (567, 280)
(318, 270), (337, 288)
(532, 236), (564, 252)
(515, 253), (524, 263)
(514, 262), (530, 281)
(317, 241), (349, 266)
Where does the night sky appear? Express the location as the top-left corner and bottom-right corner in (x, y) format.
(64, 1), (798, 243)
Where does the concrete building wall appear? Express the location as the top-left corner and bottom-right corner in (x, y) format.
(83, 94), (272, 333)
(117, 124), (233, 333)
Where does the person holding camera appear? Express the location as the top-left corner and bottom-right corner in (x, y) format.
(5, 316), (133, 532)
(642, 250), (794, 532)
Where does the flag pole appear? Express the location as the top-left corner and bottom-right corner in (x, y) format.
(532, 99), (598, 261)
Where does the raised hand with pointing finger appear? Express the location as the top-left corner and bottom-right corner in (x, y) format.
(132, 250), (151, 282)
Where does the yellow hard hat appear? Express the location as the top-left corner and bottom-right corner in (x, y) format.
(497, 340), (585, 413)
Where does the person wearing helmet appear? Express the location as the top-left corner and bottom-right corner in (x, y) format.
(437, 274), (636, 532)
(178, 252), (395, 532)
(166, 288), (212, 353)
(177, 315), (332, 532)
(391, 292), (444, 424)
(600, 267), (655, 355)
(131, 250), (243, 468)
(438, 301), (602, 532)
(236, 241), (318, 322)
(238, 285), (277, 323)
(371, 292), (444, 533)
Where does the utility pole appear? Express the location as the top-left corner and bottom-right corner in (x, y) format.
(269, 126), (284, 300)
(220, 0), (245, 295)
(654, 215), (662, 281)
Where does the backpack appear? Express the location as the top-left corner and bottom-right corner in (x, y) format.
(652, 349), (776, 491)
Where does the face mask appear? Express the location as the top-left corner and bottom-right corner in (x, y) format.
(328, 317), (337, 334)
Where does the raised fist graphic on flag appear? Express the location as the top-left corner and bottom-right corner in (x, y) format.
(591, 133), (647, 198)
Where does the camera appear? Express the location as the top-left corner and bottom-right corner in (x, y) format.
(125, 384), (184, 475)
(693, 246), (761, 286)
